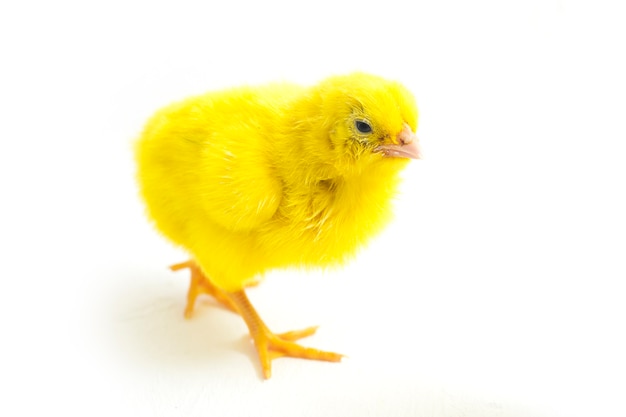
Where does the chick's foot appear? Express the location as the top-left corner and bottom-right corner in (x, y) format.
(170, 260), (239, 317)
(228, 290), (343, 379)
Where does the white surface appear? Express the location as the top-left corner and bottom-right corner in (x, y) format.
(1, 1), (625, 416)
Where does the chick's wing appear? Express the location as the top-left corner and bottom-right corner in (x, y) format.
(137, 96), (283, 235)
(196, 123), (283, 231)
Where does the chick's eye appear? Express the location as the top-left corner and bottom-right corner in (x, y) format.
(355, 120), (372, 134)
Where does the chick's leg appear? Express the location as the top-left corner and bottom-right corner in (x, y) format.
(171, 261), (342, 378)
(227, 290), (343, 379)
(170, 260), (239, 317)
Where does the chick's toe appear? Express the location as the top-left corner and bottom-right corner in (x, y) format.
(228, 290), (343, 380)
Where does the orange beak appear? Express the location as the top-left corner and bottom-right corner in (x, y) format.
(376, 123), (422, 159)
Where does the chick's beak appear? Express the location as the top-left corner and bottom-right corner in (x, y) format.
(376, 123), (422, 159)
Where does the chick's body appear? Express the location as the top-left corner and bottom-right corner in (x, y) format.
(136, 73), (420, 378)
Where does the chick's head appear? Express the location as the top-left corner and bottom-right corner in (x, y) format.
(313, 73), (421, 174)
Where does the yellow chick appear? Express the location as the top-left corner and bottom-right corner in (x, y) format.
(135, 72), (421, 379)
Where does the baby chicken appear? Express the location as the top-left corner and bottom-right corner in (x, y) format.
(135, 73), (421, 379)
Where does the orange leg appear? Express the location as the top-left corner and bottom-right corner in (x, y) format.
(227, 290), (344, 379)
(170, 260), (343, 379)
(170, 260), (239, 317)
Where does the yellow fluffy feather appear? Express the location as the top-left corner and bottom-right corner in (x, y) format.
(135, 72), (421, 378)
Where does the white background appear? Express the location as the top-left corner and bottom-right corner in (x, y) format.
(1, 1), (625, 416)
